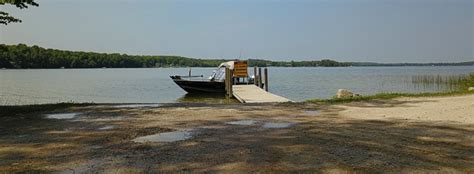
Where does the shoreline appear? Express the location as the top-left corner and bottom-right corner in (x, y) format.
(2, 90), (473, 116)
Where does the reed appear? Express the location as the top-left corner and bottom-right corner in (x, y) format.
(307, 73), (474, 104)
(410, 74), (471, 91)
(461, 73), (474, 89)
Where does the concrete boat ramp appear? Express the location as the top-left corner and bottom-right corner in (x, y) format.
(232, 85), (293, 103)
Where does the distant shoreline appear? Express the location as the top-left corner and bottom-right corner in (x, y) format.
(2, 44), (473, 69)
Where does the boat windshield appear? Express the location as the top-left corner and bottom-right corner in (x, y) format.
(209, 66), (226, 82)
(208, 61), (234, 82)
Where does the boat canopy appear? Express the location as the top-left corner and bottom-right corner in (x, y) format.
(218, 61), (235, 70)
(209, 61), (236, 82)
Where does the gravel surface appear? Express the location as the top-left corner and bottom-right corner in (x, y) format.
(1, 95), (473, 173)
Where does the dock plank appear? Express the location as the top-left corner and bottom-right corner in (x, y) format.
(232, 85), (293, 103)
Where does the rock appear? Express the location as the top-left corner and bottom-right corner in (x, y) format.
(469, 87), (474, 91)
(336, 89), (354, 98)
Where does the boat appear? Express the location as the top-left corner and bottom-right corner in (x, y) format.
(170, 61), (252, 93)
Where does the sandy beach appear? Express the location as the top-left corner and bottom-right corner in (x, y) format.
(338, 94), (474, 124)
(0, 94), (473, 173)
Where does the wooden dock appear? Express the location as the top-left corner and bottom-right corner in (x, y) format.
(232, 85), (293, 103)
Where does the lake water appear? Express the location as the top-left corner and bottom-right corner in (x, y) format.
(0, 66), (473, 105)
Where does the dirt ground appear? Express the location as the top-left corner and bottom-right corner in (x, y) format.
(0, 95), (473, 173)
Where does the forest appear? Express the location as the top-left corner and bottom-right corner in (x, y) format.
(0, 44), (350, 68)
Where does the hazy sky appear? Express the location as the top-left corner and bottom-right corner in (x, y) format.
(1, 0), (473, 63)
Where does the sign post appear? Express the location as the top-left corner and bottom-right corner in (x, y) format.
(233, 61), (248, 78)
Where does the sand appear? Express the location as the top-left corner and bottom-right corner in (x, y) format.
(0, 94), (473, 173)
(338, 94), (474, 124)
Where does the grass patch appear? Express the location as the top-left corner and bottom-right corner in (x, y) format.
(0, 103), (94, 117)
(306, 90), (474, 104)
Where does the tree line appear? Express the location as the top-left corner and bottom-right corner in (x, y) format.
(248, 59), (351, 67)
(0, 44), (351, 68)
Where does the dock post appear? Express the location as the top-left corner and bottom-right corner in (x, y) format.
(258, 67), (263, 89)
(188, 67), (191, 77)
(230, 69), (233, 96)
(225, 67), (233, 98)
(253, 66), (258, 86)
(229, 69), (233, 97)
(264, 68), (268, 91)
(225, 67), (228, 96)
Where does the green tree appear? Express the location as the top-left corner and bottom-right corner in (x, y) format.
(0, 44), (352, 69)
(0, 0), (38, 25)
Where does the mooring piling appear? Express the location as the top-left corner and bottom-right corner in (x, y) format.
(225, 67), (233, 98)
(258, 67), (263, 89)
(253, 66), (258, 86)
(264, 68), (268, 91)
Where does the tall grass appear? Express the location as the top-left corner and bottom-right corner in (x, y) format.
(461, 73), (474, 89)
(307, 73), (474, 104)
(410, 74), (472, 91)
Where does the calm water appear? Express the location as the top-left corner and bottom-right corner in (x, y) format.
(0, 66), (473, 105)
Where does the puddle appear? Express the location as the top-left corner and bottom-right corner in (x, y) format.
(113, 104), (161, 108)
(90, 145), (103, 149)
(98, 125), (116, 130)
(303, 110), (320, 116)
(55, 159), (103, 174)
(78, 116), (127, 122)
(62, 128), (73, 133)
(226, 120), (257, 126)
(45, 113), (81, 119)
(133, 130), (194, 143)
(262, 122), (295, 129)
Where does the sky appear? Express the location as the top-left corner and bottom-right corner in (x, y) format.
(0, 0), (473, 63)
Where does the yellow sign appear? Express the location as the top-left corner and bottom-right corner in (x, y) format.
(233, 61), (248, 78)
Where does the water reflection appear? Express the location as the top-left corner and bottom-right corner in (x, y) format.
(177, 93), (239, 104)
(262, 122), (295, 129)
(226, 120), (258, 126)
(98, 125), (116, 130)
(303, 110), (320, 116)
(133, 130), (194, 143)
(45, 113), (81, 119)
(112, 104), (162, 108)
